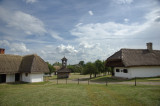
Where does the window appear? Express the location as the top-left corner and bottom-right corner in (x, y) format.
(116, 69), (120, 72)
(25, 73), (28, 77)
(123, 69), (128, 73)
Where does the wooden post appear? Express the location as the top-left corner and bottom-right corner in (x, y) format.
(57, 78), (58, 84)
(66, 78), (67, 84)
(88, 79), (89, 85)
(78, 78), (79, 85)
(106, 78), (107, 86)
(135, 77), (136, 86)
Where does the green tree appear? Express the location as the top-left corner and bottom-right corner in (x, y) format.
(94, 60), (104, 77)
(47, 62), (56, 75)
(53, 62), (62, 66)
(79, 61), (84, 66)
(84, 62), (97, 79)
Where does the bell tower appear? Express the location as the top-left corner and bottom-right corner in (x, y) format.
(61, 56), (67, 68)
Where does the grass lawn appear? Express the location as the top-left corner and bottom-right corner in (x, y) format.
(48, 73), (90, 80)
(0, 82), (160, 106)
(90, 75), (160, 82)
(48, 73), (160, 83)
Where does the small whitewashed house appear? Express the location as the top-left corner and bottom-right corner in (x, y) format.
(0, 49), (49, 83)
(105, 43), (160, 79)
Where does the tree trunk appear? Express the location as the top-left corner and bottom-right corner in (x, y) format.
(94, 73), (96, 78)
(90, 74), (92, 79)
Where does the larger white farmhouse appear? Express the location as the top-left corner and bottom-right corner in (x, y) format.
(0, 48), (49, 83)
(105, 43), (160, 79)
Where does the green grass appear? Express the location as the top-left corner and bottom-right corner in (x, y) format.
(90, 75), (160, 82)
(0, 82), (160, 106)
(48, 73), (90, 80)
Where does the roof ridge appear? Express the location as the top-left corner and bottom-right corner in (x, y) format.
(23, 54), (38, 57)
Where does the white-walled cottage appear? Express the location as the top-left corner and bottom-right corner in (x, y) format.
(0, 49), (49, 83)
(105, 43), (160, 79)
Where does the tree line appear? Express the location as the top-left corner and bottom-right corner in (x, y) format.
(67, 60), (112, 79)
(46, 60), (112, 78)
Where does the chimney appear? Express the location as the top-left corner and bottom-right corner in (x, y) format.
(0, 48), (5, 54)
(146, 42), (152, 51)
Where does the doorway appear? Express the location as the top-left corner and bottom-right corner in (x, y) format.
(0, 74), (6, 83)
(15, 73), (20, 81)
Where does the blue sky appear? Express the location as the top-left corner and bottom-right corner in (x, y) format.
(0, 0), (160, 64)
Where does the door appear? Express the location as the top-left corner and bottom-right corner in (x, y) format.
(15, 73), (20, 81)
(0, 74), (6, 83)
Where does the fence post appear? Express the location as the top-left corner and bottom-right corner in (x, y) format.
(88, 79), (89, 85)
(78, 78), (79, 85)
(135, 77), (136, 86)
(106, 78), (107, 86)
(66, 78), (67, 84)
(57, 78), (58, 85)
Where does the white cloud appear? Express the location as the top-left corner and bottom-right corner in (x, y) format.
(124, 18), (129, 23)
(0, 40), (29, 53)
(24, 0), (38, 3)
(10, 43), (30, 53)
(56, 44), (78, 55)
(71, 22), (149, 40)
(79, 42), (100, 49)
(0, 7), (46, 36)
(8, 11), (46, 35)
(114, 0), (133, 4)
(88, 11), (94, 16)
(71, 8), (160, 41)
(0, 40), (10, 47)
(50, 31), (63, 40)
(69, 8), (160, 63)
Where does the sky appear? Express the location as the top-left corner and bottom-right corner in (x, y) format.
(0, 0), (160, 64)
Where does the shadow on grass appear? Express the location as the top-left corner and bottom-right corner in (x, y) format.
(90, 76), (132, 83)
(5, 81), (49, 85)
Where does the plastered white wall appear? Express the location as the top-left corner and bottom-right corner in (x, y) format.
(6, 74), (15, 82)
(114, 66), (160, 78)
(129, 66), (160, 78)
(30, 73), (43, 82)
(22, 73), (31, 82)
(22, 73), (43, 82)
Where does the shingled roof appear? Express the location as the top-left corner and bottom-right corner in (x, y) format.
(0, 54), (49, 74)
(106, 49), (160, 67)
(57, 67), (71, 73)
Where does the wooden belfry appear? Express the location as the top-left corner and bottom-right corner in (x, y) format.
(57, 56), (70, 78)
(62, 56), (67, 68)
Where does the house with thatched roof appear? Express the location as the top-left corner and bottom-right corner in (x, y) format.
(105, 43), (160, 78)
(0, 49), (49, 83)
(57, 57), (71, 78)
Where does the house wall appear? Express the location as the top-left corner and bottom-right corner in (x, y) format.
(114, 67), (131, 78)
(129, 66), (160, 78)
(6, 74), (15, 82)
(22, 73), (43, 82)
(30, 73), (43, 82)
(22, 73), (31, 82)
(114, 66), (160, 78)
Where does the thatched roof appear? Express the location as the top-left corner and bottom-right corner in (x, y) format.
(0, 54), (22, 74)
(0, 54), (49, 74)
(106, 49), (160, 67)
(57, 67), (71, 73)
